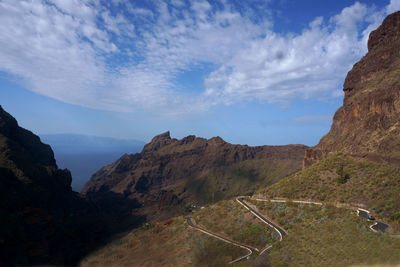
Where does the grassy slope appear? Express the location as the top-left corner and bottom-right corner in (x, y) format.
(249, 200), (400, 266)
(257, 153), (400, 231)
(80, 193), (400, 267)
(193, 199), (278, 249)
(155, 136), (303, 206)
(185, 159), (300, 204)
(81, 154), (400, 266)
(80, 200), (266, 267)
(80, 216), (245, 266)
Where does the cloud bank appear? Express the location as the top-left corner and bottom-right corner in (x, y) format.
(0, 0), (398, 115)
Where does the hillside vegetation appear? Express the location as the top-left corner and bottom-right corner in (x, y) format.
(257, 153), (400, 231)
(80, 200), (269, 266)
(185, 158), (300, 204)
(80, 216), (247, 266)
(82, 131), (306, 221)
(81, 192), (400, 266)
(248, 200), (400, 266)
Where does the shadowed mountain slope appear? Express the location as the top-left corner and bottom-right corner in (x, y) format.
(0, 106), (110, 265)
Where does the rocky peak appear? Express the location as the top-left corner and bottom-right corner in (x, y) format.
(82, 131), (307, 220)
(0, 105), (19, 137)
(142, 131), (174, 153)
(343, 11), (400, 98)
(304, 11), (400, 168)
(208, 136), (226, 145)
(368, 11), (400, 52)
(179, 135), (196, 145)
(153, 131), (171, 140)
(0, 106), (58, 179)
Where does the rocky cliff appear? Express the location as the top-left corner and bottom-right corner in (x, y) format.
(0, 106), (107, 265)
(82, 131), (307, 220)
(304, 11), (400, 168)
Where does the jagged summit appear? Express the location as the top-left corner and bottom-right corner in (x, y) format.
(142, 131), (174, 153)
(142, 131), (229, 153)
(82, 131), (307, 220)
(153, 131), (171, 140)
(304, 11), (400, 168)
(368, 11), (400, 52)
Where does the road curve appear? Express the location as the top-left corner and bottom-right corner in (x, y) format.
(186, 217), (258, 264)
(236, 197), (288, 256)
(237, 197), (288, 241)
(357, 209), (390, 232)
(253, 197), (391, 234)
(188, 197), (392, 264)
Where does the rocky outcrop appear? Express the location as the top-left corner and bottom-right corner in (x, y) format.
(82, 131), (307, 220)
(0, 106), (107, 266)
(304, 11), (400, 168)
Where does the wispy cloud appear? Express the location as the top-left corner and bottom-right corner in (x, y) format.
(0, 0), (398, 116)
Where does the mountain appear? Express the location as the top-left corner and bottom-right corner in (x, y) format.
(79, 12), (400, 267)
(40, 134), (145, 191)
(82, 131), (307, 220)
(304, 11), (400, 168)
(258, 11), (400, 233)
(0, 106), (110, 265)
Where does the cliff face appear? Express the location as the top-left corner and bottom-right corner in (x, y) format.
(0, 106), (106, 265)
(82, 131), (307, 220)
(304, 11), (400, 168)
(0, 106), (72, 189)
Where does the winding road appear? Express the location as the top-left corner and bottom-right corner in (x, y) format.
(187, 196), (391, 264)
(254, 198), (390, 234)
(186, 217), (258, 263)
(236, 198), (287, 240)
(357, 209), (390, 232)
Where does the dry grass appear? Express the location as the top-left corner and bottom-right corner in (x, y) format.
(79, 200), (268, 267)
(250, 201), (400, 266)
(194, 199), (278, 249)
(257, 153), (400, 232)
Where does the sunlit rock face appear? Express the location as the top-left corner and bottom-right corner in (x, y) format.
(304, 11), (400, 168)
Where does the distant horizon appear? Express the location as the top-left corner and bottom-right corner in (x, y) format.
(40, 132), (146, 143)
(39, 131), (310, 147)
(1, 0), (399, 147)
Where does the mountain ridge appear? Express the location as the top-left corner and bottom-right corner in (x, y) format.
(82, 131), (307, 220)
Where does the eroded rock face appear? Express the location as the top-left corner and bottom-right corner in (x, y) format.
(304, 11), (400, 168)
(82, 132), (307, 220)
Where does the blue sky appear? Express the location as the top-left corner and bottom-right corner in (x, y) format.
(0, 0), (399, 146)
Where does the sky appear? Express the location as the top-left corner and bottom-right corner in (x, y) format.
(0, 0), (399, 146)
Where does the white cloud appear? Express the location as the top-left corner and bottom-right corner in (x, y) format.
(203, 2), (386, 104)
(387, 0), (400, 13)
(0, 0), (396, 116)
